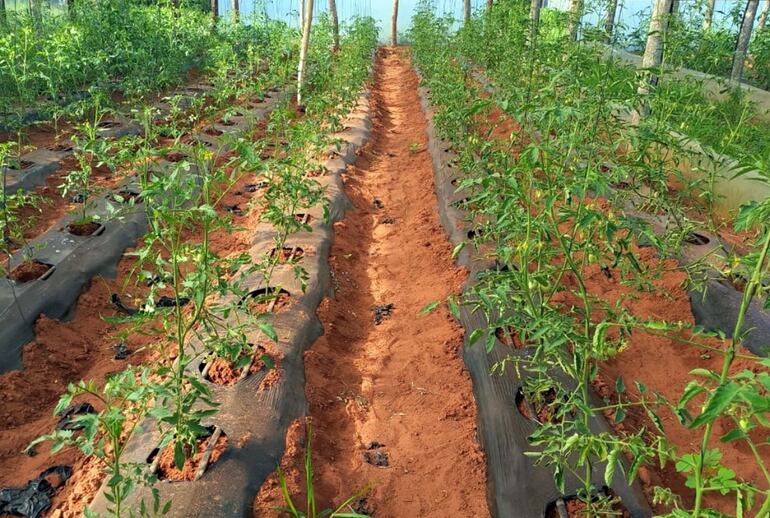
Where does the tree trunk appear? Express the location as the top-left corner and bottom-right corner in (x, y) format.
(211, 0), (218, 24)
(757, 0), (770, 31)
(231, 0), (239, 23)
(703, 0), (716, 30)
(329, 0), (340, 51)
(299, 0), (304, 35)
(529, 0), (542, 44)
(0, 0), (5, 27)
(567, 0), (583, 42)
(604, 0), (618, 43)
(634, 0), (674, 122)
(731, 0), (760, 83)
(464, 0), (471, 23)
(391, 0), (399, 46)
(297, 0), (314, 106)
(487, 0), (493, 11)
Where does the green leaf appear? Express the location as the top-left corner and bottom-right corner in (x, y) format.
(419, 301), (440, 316)
(258, 322), (278, 342)
(690, 383), (743, 429)
(468, 328), (484, 346)
(174, 441), (186, 471)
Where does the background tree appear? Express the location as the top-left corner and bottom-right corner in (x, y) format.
(635, 0), (674, 122)
(297, 0), (314, 106)
(530, 0), (542, 44)
(464, 0), (471, 23)
(567, 0), (583, 41)
(231, 0), (239, 23)
(757, 0), (769, 31)
(211, 0), (218, 23)
(731, 0), (760, 83)
(703, 0), (716, 29)
(391, 0), (398, 45)
(329, 0), (340, 51)
(604, 0), (618, 43)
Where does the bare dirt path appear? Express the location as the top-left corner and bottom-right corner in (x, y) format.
(256, 47), (489, 517)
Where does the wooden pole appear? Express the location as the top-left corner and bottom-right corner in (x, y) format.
(703, 0), (716, 29)
(567, 0), (583, 41)
(329, 0), (340, 51)
(391, 0), (398, 46)
(604, 0), (618, 43)
(634, 0), (674, 122)
(731, 0), (760, 84)
(297, 0), (315, 106)
(529, 0), (542, 45)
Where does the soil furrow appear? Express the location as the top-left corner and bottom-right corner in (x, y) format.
(256, 47), (489, 517)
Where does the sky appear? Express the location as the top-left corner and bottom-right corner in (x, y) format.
(234, 0), (748, 40)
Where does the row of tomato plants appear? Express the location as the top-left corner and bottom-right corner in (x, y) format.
(18, 15), (376, 518)
(411, 3), (770, 517)
(0, 12), (296, 279)
(0, 0), (271, 133)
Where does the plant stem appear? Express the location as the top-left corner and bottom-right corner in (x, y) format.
(692, 227), (770, 517)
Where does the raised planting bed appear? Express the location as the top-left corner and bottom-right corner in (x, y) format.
(85, 92), (374, 518)
(0, 89), (290, 374)
(416, 72), (653, 518)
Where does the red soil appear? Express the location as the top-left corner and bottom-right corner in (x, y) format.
(155, 432), (228, 482)
(255, 46), (489, 518)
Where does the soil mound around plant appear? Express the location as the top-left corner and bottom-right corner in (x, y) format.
(154, 432), (228, 482)
(8, 261), (52, 283)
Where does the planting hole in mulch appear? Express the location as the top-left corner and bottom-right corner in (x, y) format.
(8, 261), (53, 283)
(110, 293), (138, 315)
(165, 151), (188, 163)
(56, 402), (96, 431)
(8, 160), (35, 171)
(111, 190), (142, 204)
(218, 118), (237, 126)
(48, 142), (73, 152)
(372, 198), (384, 209)
(156, 295), (190, 308)
(0, 465), (72, 518)
(467, 229), (477, 240)
(610, 180), (632, 190)
(148, 427), (228, 482)
(294, 213), (312, 225)
(516, 386), (562, 424)
(305, 166), (329, 177)
(494, 326), (528, 349)
(684, 232), (710, 246)
(223, 204), (244, 216)
(380, 216), (395, 224)
(112, 342), (133, 360)
(545, 490), (630, 518)
(69, 193), (86, 204)
(199, 345), (272, 386)
(452, 197), (478, 211)
(97, 120), (120, 129)
(373, 303), (394, 325)
(66, 221), (102, 236)
(204, 126), (224, 137)
(362, 442), (389, 467)
(244, 180), (269, 192)
(351, 497), (374, 516)
(269, 246), (304, 263)
(244, 288), (292, 315)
